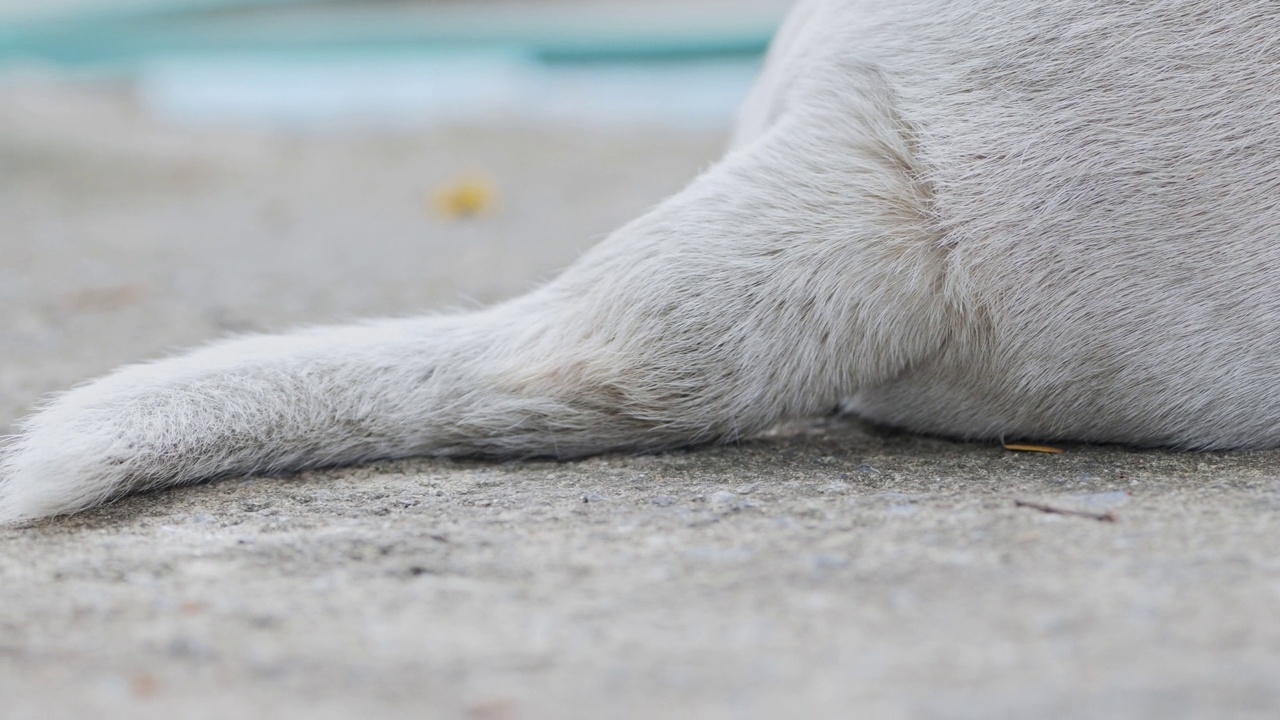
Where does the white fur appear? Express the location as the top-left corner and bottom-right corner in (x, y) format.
(5, 0), (1280, 522)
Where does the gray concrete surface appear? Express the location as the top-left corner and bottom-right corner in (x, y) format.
(2, 81), (1280, 720)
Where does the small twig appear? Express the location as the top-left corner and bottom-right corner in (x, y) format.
(1014, 499), (1117, 522)
(1003, 443), (1063, 454)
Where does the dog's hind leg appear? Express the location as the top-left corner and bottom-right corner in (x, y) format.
(0, 59), (950, 522)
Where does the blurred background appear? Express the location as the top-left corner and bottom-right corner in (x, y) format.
(0, 0), (790, 129)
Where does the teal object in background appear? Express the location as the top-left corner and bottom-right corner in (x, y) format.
(0, 0), (786, 130)
(0, 0), (784, 70)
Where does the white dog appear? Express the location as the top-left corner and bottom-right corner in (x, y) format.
(4, 0), (1280, 522)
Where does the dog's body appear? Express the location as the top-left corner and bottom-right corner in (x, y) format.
(4, 0), (1280, 521)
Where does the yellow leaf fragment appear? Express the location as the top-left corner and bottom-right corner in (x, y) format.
(1003, 443), (1064, 454)
(431, 174), (499, 220)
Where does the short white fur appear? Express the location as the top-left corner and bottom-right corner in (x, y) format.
(4, 0), (1280, 522)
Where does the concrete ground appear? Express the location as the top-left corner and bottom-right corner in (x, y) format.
(2, 81), (1279, 720)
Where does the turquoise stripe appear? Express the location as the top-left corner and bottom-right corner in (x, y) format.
(0, 2), (777, 69)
